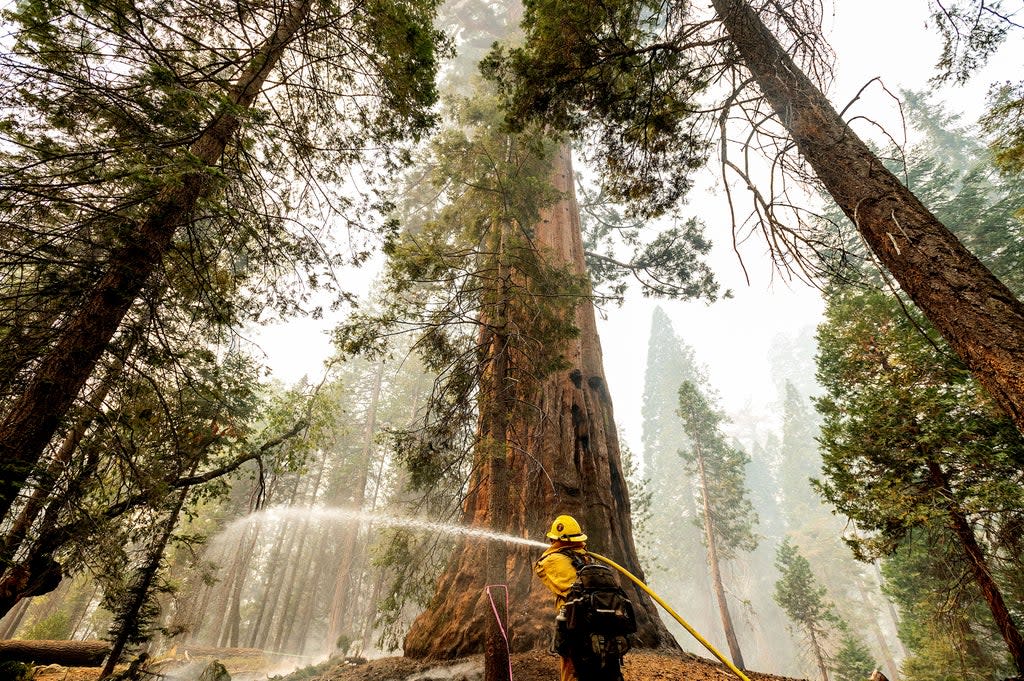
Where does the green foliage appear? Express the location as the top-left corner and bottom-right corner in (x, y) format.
(813, 93), (1024, 679)
(815, 287), (1024, 559)
(578, 185), (722, 303)
(778, 382), (822, 525)
(22, 609), (72, 640)
(676, 381), (758, 558)
(774, 538), (838, 629)
(333, 94), (594, 650)
(636, 309), (719, 647)
(832, 626), (877, 681)
(982, 81), (1024, 181)
(928, 0), (1018, 83)
(819, 90), (1024, 295)
(0, 0), (447, 641)
(482, 0), (712, 217)
(0, 0), (447, 368)
(773, 538), (839, 661)
(371, 526), (453, 651)
(335, 92), (585, 499)
(882, 530), (1012, 681)
(619, 436), (653, 566)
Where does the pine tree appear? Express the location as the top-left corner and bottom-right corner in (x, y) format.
(774, 538), (840, 681)
(831, 627), (877, 681)
(0, 0), (445, 520)
(815, 285), (1024, 674)
(638, 308), (717, 651)
(486, 0), (1024, 435)
(882, 529), (1009, 681)
(778, 383), (822, 526)
(677, 380), (759, 670)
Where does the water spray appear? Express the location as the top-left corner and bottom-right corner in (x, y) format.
(216, 507), (750, 681)
(217, 506), (549, 550)
(587, 551), (751, 681)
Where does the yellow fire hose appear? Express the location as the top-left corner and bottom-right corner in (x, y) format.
(586, 551), (752, 681)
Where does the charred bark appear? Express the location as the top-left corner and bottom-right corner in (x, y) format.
(403, 147), (676, 657)
(711, 0), (1024, 434)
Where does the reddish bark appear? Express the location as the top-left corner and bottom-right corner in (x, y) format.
(403, 147), (676, 658)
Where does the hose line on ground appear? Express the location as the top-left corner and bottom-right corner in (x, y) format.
(586, 551), (752, 681)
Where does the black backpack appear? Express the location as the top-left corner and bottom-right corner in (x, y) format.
(553, 560), (636, 679)
(562, 563), (638, 640)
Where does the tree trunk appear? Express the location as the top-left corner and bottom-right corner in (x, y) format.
(872, 562), (907, 660)
(0, 0), (315, 523)
(0, 598), (31, 640)
(246, 519), (290, 647)
(695, 439), (745, 670)
(926, 460), (1024, 673)
(0, 356), (122, 570)
(360, 568), (387, 652)
(70, 582), (102, 640)
(0, 639), (110, 666)
(246, 477), (303, 648)
(854, 575), (900, 680)
(711, 0), (1024, 435)
(100, 485), (190, 678)
(808, 627), (830, 681)
(482, 216), (514, 681)
(291, 527), (331, 654)
(403, 146), (676, 657)
(325, 362), (383, 653)
(220, 532), (257, 650)
(270, 518), (314, 653)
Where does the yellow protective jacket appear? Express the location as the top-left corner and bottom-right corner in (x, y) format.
(534, 541), (588, 610)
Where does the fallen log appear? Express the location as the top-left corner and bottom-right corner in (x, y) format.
(0, 639), (110, 666)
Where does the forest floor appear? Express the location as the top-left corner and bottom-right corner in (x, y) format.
(29, 648), (807, 681)
(276, 649), (805, 681)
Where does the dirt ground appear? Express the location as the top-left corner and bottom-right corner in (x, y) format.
(29, 649), (807, 681)
(283, 649), (804, 681)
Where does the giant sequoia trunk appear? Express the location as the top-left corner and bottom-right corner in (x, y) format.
(0, 0), (314, 523)
(403, 147), (677, 657)
(711, 0), (1024, 435)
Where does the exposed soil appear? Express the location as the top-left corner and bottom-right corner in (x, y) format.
(284, 650), (804, 681)
(29, 649), (807, 681)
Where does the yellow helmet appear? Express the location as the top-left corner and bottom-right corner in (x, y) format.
(546, 514), (587, 542)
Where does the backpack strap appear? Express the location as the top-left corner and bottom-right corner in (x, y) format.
(558, 548), (590, 572)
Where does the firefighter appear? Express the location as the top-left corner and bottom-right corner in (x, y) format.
(535, 514), (590, 681)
